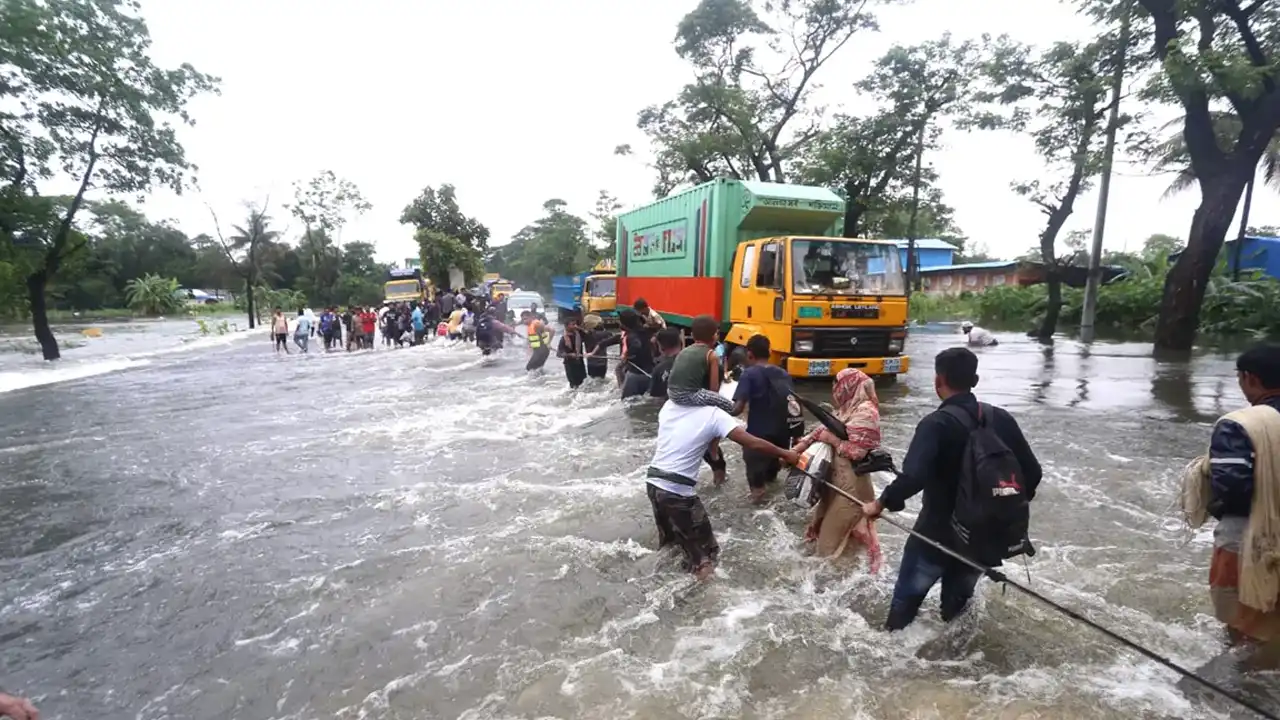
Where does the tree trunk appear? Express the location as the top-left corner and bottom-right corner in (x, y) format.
(244, 277), (256, 329)
(843, 200), (865, 238)
(1154, 174), (1249, 350)
(26, 272), (60, 361)
(1034, 270), (1063, 340)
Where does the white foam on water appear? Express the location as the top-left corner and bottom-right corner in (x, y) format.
(0, 357), (151, 393)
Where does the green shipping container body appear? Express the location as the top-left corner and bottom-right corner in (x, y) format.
(615, 178), (845, 326)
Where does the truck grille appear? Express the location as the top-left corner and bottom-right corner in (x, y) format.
(801, 328), (894, 358)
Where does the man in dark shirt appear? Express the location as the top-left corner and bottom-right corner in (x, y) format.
(731, 334), (794, 502)
(864, 347), (1042, 631)
(648, 328), (684, 398)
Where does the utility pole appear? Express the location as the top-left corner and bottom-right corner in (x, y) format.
(1079, 1), (1131, 343)
(1232, 176), (1254, 281)
(905, 118), (926, 297)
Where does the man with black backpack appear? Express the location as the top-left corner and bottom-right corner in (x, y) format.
(862, 347), (1042, 631)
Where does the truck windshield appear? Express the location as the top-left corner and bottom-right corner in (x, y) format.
(385, 280), (420, 296)
(586, 277), (615, 297)
(790, 239), (905, 295)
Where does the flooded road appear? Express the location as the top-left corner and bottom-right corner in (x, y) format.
(0, 321), (1259, 719)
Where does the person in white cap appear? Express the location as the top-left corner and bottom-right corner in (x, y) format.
(961, 321), (998, 347)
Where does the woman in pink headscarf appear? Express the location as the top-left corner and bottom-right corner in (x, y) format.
(793, 368), (883, 571)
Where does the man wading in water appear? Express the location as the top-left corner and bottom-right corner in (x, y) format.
(646, 387), (802, 580)
(863, 347), (1041, 630)
(1183, 343), (1280, 652)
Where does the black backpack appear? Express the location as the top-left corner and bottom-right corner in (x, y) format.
(942, 403), (1031, 566)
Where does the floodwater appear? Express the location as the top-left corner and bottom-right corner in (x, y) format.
(0, 318), (1268, 719)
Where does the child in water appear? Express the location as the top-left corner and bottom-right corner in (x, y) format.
(665, 315), (734, 413)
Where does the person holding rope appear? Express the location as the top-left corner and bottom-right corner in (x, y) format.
(862, 347), (1042, 631)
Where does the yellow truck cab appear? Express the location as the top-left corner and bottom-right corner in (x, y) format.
(726, 236), (908, 377)
(615, 178), (908, 379)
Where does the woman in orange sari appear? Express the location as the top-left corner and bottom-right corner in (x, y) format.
(793, 368), (883, 572)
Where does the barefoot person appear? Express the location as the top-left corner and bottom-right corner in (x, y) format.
(646, 394), (801, 580)
(270, 308), (289, 354)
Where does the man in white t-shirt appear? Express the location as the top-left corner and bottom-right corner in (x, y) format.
(645, 403), (801, 580)
(961, 321), (998, 347)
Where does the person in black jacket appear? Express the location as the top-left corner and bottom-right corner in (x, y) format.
(863, 347), (1042, 631)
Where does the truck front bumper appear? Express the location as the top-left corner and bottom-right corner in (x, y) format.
(783, 355), (910, 378)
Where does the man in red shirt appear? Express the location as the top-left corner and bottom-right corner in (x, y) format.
(360, 308), (378, 349)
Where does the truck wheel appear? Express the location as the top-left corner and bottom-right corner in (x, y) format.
(875, 374), (899, 386)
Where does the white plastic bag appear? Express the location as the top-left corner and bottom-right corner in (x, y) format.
(785, 442), (833, 508)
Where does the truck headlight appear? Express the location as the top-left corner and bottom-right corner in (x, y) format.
(888, 338), (903, 353)
(794, 340), (814, 352)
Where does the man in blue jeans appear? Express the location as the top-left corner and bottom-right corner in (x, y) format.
(863, 347), (1041, 630)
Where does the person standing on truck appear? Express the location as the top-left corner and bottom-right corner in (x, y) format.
(557, 315), (588, 389)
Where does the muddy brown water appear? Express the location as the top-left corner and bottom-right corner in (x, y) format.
(0, 321), (1268, 719)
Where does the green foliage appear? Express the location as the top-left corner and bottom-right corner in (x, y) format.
(1129, 0), (1280, 349)
(416, 229), (483, 290)
(487, 200), (599, 292)
(626, 0), (885, 195)
(795, 34), (993, 238)
(400, 184), (490, 251)
(0, 0), (218, 358)
(123, 273), (181, 315)
(287, 171), (372, 306)
(916, 253), (1280, 339)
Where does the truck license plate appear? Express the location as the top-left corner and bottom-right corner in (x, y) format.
(807, 360), (831, 376)
(882, 358), (901, 373)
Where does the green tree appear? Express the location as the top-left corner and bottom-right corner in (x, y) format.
(400, 184), (490, 251)
(985, 40), (1116, 339)
(0, 0), (217, 359)
(416, 229), (483, 291)
(208, 202), (279, 327)
(590, 190), (623, 260)
(795, 35), (990, 238)
(622, 0), (883, 195)
(1134, 0), (1280, 350)
(124, 273), (181, 315)
(1141, 232), (1183, 260)
(339, 241), (381, 279)
(287, 171), (371, 305)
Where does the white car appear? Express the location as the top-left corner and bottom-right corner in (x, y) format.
(506, 291), (546, 324)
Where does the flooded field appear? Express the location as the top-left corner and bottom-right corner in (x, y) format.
(0, 319), (1261, 719)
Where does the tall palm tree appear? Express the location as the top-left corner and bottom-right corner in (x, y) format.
(229, 206), (279, 324)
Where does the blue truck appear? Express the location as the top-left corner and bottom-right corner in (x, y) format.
(551, 260), (617, 325)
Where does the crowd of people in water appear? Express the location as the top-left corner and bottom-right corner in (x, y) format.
(254, 288), (1280, 675)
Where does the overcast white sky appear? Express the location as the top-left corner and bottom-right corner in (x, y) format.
(130, 0), (1279, 263)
